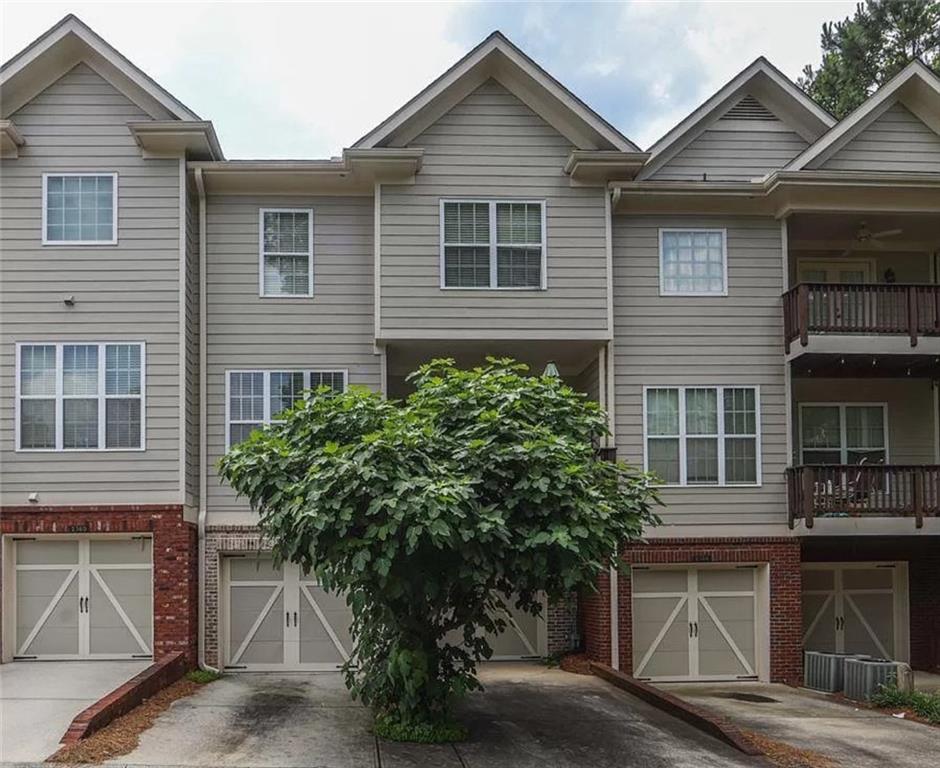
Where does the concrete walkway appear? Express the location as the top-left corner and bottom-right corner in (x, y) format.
(107, 663), (760, 768)
(0, 659), (149, 763)
(660, 681), (940, 768)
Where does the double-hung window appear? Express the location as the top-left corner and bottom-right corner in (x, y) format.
(800, 404), (886, 465)
(227, 369), (347, 447)
(42, 173), (118, 245)
(441, 200), (546, 289)
(659, 229), (727, 296)
(260, 209), (313, 297)
(16, 342), (144, 451)
(644, 386), (760, 486)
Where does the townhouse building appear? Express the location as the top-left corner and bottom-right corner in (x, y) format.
(2, 15), (939, 683)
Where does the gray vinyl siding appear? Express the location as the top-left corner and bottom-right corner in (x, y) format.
(651, 124), (808, 181)
(0, 63), (182, 506)
(204, 195), (380, 523)
(819, 102), (940, 173)
(379, 80), (609, 339)
(792, 378), (935, 465)
(612, 215), (787, 526)
(185, 176), (200, 510)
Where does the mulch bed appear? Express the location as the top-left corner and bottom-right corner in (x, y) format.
(558, 652), (593, 675)
(47, 678), (205, 764)
(741, 730), (839, 768)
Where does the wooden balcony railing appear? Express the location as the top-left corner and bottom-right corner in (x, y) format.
(783, 283), (940, 348)
(786, 464), (940, 529)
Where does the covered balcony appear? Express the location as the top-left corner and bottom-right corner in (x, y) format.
(784, 212), (940, 354)
(786, 370), (940, 530)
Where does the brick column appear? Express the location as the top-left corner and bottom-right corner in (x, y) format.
(581, 569), (611, 665)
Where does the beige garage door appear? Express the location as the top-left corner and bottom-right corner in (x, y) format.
(14, 537), (153, 660)
(632, 566), (758, 681)
(802, 563), (904, 660)
(223, 556), (354, 671)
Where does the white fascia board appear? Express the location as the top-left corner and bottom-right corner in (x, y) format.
(786, 60), (940, 172)
(638, 58), (835, 181)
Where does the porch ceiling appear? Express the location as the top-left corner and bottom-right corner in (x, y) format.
(789, 211), (940, 254)
(384, 339), (604, 377)
(791, 352), (940, 378)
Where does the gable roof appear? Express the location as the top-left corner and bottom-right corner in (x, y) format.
(786, 59), (940, 171)
(1, 14), (200, 121)
(638, 57), (835, 180)
(352, 31), (640, 152)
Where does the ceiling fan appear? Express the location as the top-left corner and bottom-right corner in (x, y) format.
(840, 220), (903, 256)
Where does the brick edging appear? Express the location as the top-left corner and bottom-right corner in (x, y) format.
(589, 662), (766, 758)
(59, 652), (188, 746)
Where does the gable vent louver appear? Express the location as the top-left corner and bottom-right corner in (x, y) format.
(720, 95), (777, 121)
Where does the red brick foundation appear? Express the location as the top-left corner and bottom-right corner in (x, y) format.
(582, 538), (803, 685)
(1, 505), (198, 665)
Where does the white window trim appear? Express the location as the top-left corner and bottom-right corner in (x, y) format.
(439, 199), (548, 290)
(225, 369), (348, 449)
(797, 402), (889, 465)
(41, 172), (119, 246)
(658, 227), (728, 297)
(258, 208), (315, 298)
(642, 385), (762, 487)
(14, 341), (146, 452)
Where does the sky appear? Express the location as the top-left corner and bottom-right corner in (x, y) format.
(1, 1), (859, 158)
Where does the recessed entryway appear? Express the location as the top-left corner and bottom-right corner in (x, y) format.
(12, 537), (153, 661)
(801, 561), (909, 661)
(631, 565), (766, 682)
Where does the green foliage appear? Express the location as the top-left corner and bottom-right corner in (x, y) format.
(218, 358), (659, 729)
(871, 685), (940, 723)
(798, 0), (940, 118)
(186, 669), (222, 684)
(374, 714), (468, 743)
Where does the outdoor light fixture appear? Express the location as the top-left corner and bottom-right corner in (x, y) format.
(63, 295), (75, 306)
(543, 361), (559, 378)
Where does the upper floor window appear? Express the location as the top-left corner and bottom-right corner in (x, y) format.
(42, 173), (117, 245)
(644, 385), (760, 486)
(659, 229), (727, 296)
(16, 342), (144, 451)
(260, 209), (313, 297)
(441, 200), (546, 289)
(799, 403), (886, 465)
(227, 369), (346, 447)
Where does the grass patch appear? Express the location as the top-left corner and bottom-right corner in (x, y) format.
(871, 685), (940, 723)
(185, 669), (222, 685)
(374, 715), (468, 743)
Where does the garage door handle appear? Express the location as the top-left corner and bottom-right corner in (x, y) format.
(693, 622), (698, 637)
(286, 611), (290, 627)
(293, 611), (298, 627)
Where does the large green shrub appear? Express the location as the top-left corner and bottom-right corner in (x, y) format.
(219, 359), (659, 732)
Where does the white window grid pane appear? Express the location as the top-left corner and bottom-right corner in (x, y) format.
(646, 385), (758, 486)
(64, 345), (99, 396)
(20, 345), (56, 396)
(661, 230), (725, 294)
(45, 174), (114, 242)
(845, 406), (885, 450)
(444, 246), (490, 287)
(17, 342), (144, 451)
(106, 399), (142, 449)
(261, 210), (312, 296)
(20, 400), (55, 449)
(106, 344), (141, 395)
(227, 370), (347, 447)
(800, 404), (886, 465)
(63, 399), (99, 449)
(442, 201), (544, 289)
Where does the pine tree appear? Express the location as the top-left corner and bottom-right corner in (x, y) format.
(799, 0), (940, 118)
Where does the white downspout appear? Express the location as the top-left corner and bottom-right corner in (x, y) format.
(194, 168), (217, 673)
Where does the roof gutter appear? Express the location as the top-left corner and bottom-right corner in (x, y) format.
(193, 167), (217, 674)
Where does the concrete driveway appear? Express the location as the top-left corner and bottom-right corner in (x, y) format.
(110, 663), (759, 768)
(0, 659), (149, 763)
(661, 681), (940, 768)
